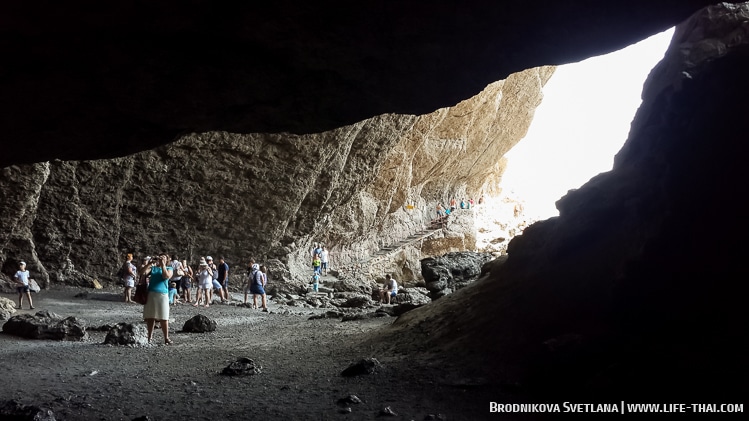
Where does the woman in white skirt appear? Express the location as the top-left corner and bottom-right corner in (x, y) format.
(143, 254), (173, 344)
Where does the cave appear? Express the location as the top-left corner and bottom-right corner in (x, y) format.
(1, 1), (747, 419)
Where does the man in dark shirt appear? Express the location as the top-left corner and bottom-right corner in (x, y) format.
(218, 256), (230, 303)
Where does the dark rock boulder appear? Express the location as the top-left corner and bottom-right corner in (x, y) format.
(338, 295), (374, 309)
(341, 358), (382, 377)
(103, 323), (148, 346)
(221, 357), (261, 376)
(2, 310), (87, 341)
(0, 399), (56, 421)
(394, 287), (431, 306)
(182, 314), (217, 333)
(421, 252), (494, 299)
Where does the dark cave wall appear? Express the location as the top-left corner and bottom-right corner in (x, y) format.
(0, 0), (716, 167)
(383, 2), (749, 400)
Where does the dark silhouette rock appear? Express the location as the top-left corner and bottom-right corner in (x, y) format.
(421, 252), (494, 299)
(221, 357), (261, 376)
(0, 399), (56, 421)
(182, 314), (217, 333)
(341, 358), (382, 377)
(2, 311), (87, 341)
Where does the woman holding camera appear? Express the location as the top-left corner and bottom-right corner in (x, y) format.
(143, 254), (174, 344)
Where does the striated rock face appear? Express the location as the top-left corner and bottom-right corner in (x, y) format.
(374, 3), (749, 401)
(0, 67), (552, 288)
(0, 1), (714, 167)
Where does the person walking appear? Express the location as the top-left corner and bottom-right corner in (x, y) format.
(143, 254), (173, 344)
(14, 261), (33, 310)
(320, 246), (329, 276)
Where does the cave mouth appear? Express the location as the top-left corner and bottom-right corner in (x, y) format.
(497, 27), (675, 221)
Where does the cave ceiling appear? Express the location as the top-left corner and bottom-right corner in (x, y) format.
(0, 0), (717, 167)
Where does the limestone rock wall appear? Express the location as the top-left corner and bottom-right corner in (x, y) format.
(0, 67), (553, 288)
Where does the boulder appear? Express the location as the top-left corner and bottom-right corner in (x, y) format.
(421, 252), (494, 299)
(2, 310), (88, 341)
(0, 297), (16, 320)
(338, 295), (374, 309)
(103, 323), (148, 346)
(0, 399), (56, 421)
(182, 314), (217, 333)
(341, 358), (382, 377)
(221, 357), (261, 376)
(394, 287), (431, 306)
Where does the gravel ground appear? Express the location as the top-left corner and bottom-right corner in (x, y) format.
(0, 287), (503, 421)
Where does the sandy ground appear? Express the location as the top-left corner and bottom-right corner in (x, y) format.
(0, 286), (506, 421)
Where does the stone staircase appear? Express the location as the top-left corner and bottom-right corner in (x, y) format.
(338, 215), (450, 277)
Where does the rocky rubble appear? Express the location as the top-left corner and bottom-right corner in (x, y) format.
(421, 252), (494, 299)
(2, 310), (88, 341)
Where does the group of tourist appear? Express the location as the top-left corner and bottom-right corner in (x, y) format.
(308, 243), (330, 293)
(437, 197), (479, 218)
(118, 252), (269, 344)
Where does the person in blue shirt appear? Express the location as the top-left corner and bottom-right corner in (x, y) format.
(168, 282), (179, 305)
(311, 272), (320, 292)
(143, 254), (173, 344)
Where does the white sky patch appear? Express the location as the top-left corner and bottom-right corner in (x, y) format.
(501, 28), (675, 220)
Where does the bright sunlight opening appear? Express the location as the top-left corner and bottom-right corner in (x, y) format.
(500, 28), (675, 220)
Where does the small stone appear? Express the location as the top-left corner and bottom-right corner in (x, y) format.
(338, 407), (352, 414)
(378, 406), (397, 416)
(341, 358), (381, 377)
(336, 394), (362, 406)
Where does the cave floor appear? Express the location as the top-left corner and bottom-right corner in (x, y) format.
(0, 287), (508, 421)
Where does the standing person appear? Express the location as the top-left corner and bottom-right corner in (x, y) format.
(121, 253), (137, 303)
(169, 254), (184, 295)
(460, 199), (466, 209)
(312, 253), (322, 275)
(379, 274), (398, 304)
(320, 246), (329, 276)
(180, 259), (193, 303)
(218, 256), (230, 303)
(206, 256), (221, 304)
(168, 282), (180, 305)
(450, 198), (457, 212)
(14, 261), (33, 310)
(143, 254), (173, 344)
(259, 265), (268, 290)
(194, 258), (212, 307)
(314, 243), (323, 259)
(436, 203), (445, 217)
(245, 263), (266, 309)
(468, 198), (474, 208)
(311, 271), (320, 292)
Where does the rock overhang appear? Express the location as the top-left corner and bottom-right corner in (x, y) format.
(0, 0), (717, 167)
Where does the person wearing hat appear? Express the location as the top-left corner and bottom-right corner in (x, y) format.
(194, 257), (213, 308)
(14, 261), (33, 310)
(244, 263), (267, 310)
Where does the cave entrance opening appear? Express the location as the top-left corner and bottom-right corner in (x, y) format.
(475, 27), (675, 253)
